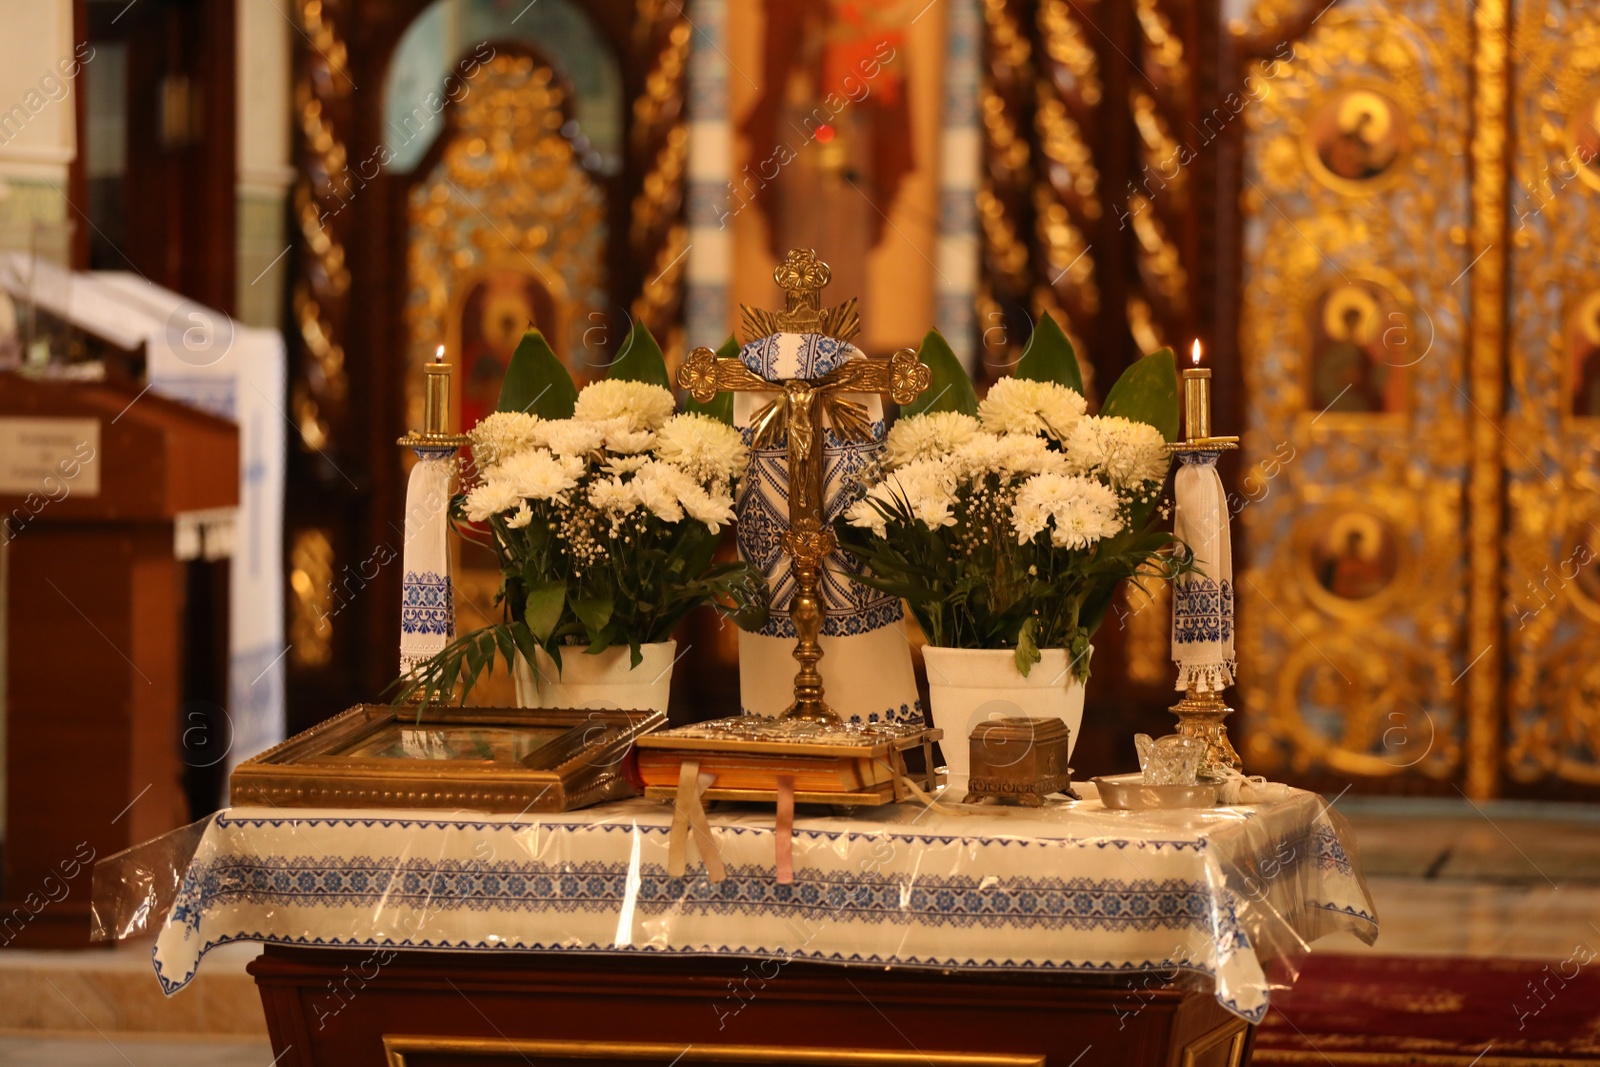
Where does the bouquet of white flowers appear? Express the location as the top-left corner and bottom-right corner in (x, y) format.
(837, 318), (1186, 680)
(398, 331), (769, 706)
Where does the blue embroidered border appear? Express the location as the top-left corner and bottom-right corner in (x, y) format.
(401, 570), (454, 637)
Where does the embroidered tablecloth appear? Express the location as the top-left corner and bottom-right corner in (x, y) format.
(151, 785), (1377, 1022)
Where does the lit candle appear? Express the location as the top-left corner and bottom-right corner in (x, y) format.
(1182, 339), (1211, 442)
(423, 344), (450, 435)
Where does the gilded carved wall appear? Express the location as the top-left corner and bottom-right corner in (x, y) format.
(1503, 0), (1600, 786)
(1236, 0), (1472, 780)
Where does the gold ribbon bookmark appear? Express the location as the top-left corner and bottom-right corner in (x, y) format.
(667, 759), (726, 882)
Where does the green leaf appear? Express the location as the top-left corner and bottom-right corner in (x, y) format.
(572, 594), (615, 640)
(1102, 346), (1180, 442)
(498, 330), (577, 419)
(903, 329), (978, 417)
(1014, 616), (1041, 677)
(606, 321), (673, 388)
(524, 580), (567, 644)
(1015, 312), (1084, 396)
(682, 335), (737, 424)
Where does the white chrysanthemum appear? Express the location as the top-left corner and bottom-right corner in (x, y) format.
(629, 460), (691, 524)
(843, 496), (889, 538)
(654, 413), (748, 484)
(1063, 415), (1170, 490)
(504, 502), (533, 529)
(604, 427), (658, 454)
(884, 411), (981, 466)
(677, 481), (737, 533)
(540, 419), (609, 457)
(463, 479), (523, 522)
(949, 432), (1068, 482)
(978, 376), (1087, 441)
(1011, 472), (1124, 549)
(588, 476), (639, 516)
(468, 411), (543, 468)
(603, 454), (652, 475)
(848, 457), (959, 534)
(495, 449), (585, 501)
(573, 379), (676, 432)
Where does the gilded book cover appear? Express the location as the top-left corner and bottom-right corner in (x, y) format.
(635, 717), (942, 806)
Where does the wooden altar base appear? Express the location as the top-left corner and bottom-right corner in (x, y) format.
(249, 947), (1253, 1067)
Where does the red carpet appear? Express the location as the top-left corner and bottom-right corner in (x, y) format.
(1254, 954), (1600, 1065)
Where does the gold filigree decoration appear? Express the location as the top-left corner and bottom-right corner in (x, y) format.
(1134, 0), (1188, 88)
(979, 0), (1034, 377)
(982, 84), (1031, 174)
(1033, 188), (1098, 311)
(1236, 3), (1470, 782)
(405, 54), (606, 429)
(1038, 0), (1101, 106)
(983, 0), (1032, 71)
(290, 0), (353, 455)
(977, 180), (1030, 288)
(739, 248), (863, 343)
(632, 221), (689, 364)
(1036, 93), (1100, 208)
(1502, 1), (1600, 786)
(1128, 195), (1187, 306)
(1032, 0), (1100, 362)
(1132, 91), (1184, 194)
(630, 123), (687, 250)
(1240, 0), (1319, 37)
(1461, 0), (1509, 797)
(632, 19), (690, 153)
(1126, 296), (1164, 356)
(627, 9), (690, 351)
(288, 528), (335, 668)
(1125, 564), (1172, 685)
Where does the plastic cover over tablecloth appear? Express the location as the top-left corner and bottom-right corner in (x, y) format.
(136, 786), (1377, 1022)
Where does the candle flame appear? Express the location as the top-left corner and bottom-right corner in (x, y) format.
(435, 344), (446, 363)
(1190, 339), (1202, 366)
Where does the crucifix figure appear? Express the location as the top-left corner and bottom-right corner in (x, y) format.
(678, 250), (931, 723)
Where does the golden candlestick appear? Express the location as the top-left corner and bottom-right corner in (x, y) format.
(1183, 368), (1212, 440)
(1167, 339), (1241, 779)
(1177, 340), (1237, 450)
(399, 345), (470, 449)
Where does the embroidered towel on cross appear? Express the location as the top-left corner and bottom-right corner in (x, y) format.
(399, 445), (459, 675)
(734, 331), (922, 725)
(1171, 451), (1235, 692)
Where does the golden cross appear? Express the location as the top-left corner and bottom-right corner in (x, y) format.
(677, 250), (931, 722)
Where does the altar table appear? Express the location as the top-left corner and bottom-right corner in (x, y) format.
(150, 785), (1377, 1067)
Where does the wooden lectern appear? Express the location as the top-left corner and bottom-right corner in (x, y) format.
(0, 373), (238, 947)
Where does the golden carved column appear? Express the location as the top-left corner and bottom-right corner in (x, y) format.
(289, 0), (353, 458)
(1126, 0), (1193, 354)
(629, 0), (691, 367)
(1031, 0), (1101, 372)
(286, 0), (355, 671)
(978, 0), (1035, 376)
(1464, 0), (1510, 798)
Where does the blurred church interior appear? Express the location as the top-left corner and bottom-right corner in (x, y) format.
(1, 0), (1599, 1062)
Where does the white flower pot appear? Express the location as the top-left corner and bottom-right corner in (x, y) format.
(512, 640), (676, 712)
(921, 646), (1090, 794)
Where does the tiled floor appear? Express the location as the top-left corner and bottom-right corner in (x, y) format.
(3, 796), (1599, 1065)
(0, 1034), (273, 1066)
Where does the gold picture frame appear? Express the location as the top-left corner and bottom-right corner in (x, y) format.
(382, 1036), (1044, 1067)
(229, 704), (664, 814)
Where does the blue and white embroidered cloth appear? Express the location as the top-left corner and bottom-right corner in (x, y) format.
(1172, 451), (1236, 692)
(399, 445), (460, 675)
(150, 786), (1377, 1022)
(734, 331), (922, 724)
